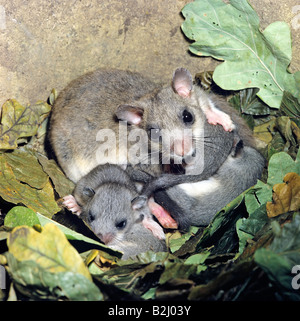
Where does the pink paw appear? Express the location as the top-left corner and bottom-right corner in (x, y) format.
(148, 197), (178, 229)
(142, 215), (166, 240)
(63, 195), (82, 215)
(205, 108), (235, 132)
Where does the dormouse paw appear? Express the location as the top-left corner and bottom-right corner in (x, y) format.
(142, 215), (166, 240)
(63, 195), (82, 215)
(205, 108), (235, 132)
(148, 197), (178, 229)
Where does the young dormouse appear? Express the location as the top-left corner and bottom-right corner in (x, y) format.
(63, 164), (166, 256)
(49, 68), (238, 184)
(132, 135), (265, 230)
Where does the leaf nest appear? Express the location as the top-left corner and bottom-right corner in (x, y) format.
(1, 0), (300, 301)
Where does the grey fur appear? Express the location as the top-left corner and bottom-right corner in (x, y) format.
(49, 68), (159, 182)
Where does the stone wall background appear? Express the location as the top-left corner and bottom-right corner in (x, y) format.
(0, 0), (299, 106)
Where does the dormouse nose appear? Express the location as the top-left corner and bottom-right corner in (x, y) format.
(172, 138), (193, 157)
(98, 232), (114, 244)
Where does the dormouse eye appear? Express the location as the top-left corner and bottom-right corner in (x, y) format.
(148, 127), (161, 142)
(182, 109), (194, 125)
(115, 219), (127, 230)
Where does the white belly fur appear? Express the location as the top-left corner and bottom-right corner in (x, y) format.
(178, 178), (220, 198)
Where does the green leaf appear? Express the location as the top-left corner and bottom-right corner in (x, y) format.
(236, 218), (253, 254)
(36, 213), (122, 259)
(241, 151), (300, 247)
(229, 88), (270, 116)
(196, 191), (247, 254)
(0, 149), (60, 217)
(276, 114), (300, 145)
(0, 230), (9, 242)
(181, 0), (300, 108)
(229, 88), (272, 129)
(188, 259), (254, 300)
(2, 205), (121, 260)
(237, 184), (272, 254)
(37, 154), (75, 197)
(7, 224), (92, 281)
(184, 251), (210, 266)
(245, 150), (300, 214)
(0, 99), (51, 150)
(254, 214), (300, 300)
(169, 226), (200, 253)
(5, 253), (102, 301)
(159, 262), (197, 285)
(100, 261), (162, 295)
(239, 204), (268, 236)
(116, 251), (175, 268)
(4, 206), (40, 228)
(269, 214), (300, 256)
(280, 91), (300, 126)
(267, 150), (300, 186)
(265, 116), (300, 160)
(3, 147), (48, 189)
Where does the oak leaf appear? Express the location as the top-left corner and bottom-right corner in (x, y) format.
(7, 224), (92, 281)
(181, 0), (300, 108)
(266, 172), (300, 218)
(0, 99), (51, 150)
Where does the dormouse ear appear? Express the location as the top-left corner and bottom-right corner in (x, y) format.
(116, 105), (144, 125)
(131, 197), (146, 223)
(131, 195), (147, 210)
(172, 68), (193, 98)
(82, 187), (95, 198)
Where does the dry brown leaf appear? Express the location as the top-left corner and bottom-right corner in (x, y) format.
(0, 99), (51, 150)
(266, 172), (300, 218)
